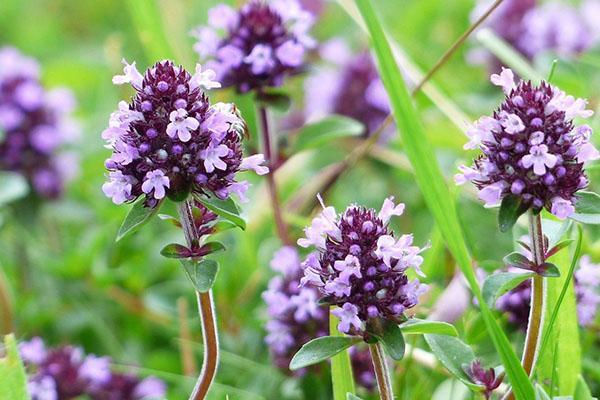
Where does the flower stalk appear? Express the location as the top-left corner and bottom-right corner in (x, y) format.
(178, 200), (220, 400)
(369, 342), (394, 400)
(521, 211), (545, 375)
(259, 106), (291, 245)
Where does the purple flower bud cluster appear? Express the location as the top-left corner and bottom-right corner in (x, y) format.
(497, 256), (600, 329)
(303, 39), (391, 138)
(298, 197), (427, 335)
(464, 360), (503, 400)
(192, 0), (316, 93)
(0, 47), (79, 199)
(102, 59), (268, 207)
(456, 68), (597, 220)
(262, 246), (375, 388)
(19, 337), (166, 400)
(470, 0), (600, 65)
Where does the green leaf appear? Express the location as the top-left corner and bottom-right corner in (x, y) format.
(571, 191), (600, 224)
(537, 224), (582, 395)
(330, 308), (356, 400)
(116, 198), (162, 242)
(482, 272), (534, 308)
(0, 172), (29, 207)
(125, 0), (175, 61)
(180, 258), (219, 293)
(160, 243), (189, 258)
(573, 375), (593, 400)
(367, 318), (405, 360)
(546, 239), (574, 258)
(399, 318), (458, 337)
(347, 394), (363, 400)
(213, 220), (238, 233)
(424, 334), (480, 390)
(539, 263), (560, 278)
(289, 336), (359, 370)
(353, 1), (534, 397)
(256, 90), (291, 112)
(503, 252), (533, 270)
(157, 213), (182, 227)
(197, 196), (246, 230)
(0, 335), (29, 400)
(291, 115), (364, 152)
(200, 241), (226, 254)
(498, 195), (528, 233)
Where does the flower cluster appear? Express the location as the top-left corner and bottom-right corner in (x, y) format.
(303, 39), (391, 139)
(298, 197), (427, 335)
(19, 337), (166, 400)
(456, 68), (597, 219)
(192, 0), (316, 93)
(0, 47), (79, 199)
(470, 0), (600, 66)
(102, 59), (267, 207)
(497, 255), (600, 329)
(262, 246), (375, 388)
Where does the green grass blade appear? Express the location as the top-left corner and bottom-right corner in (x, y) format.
(125, 0), (175, 62)
(537, 224), (582, 394)
(330, 308), (356, 400)
(0, 335), (29, 400)
(352, 1), (534, 398)
(476, 28), (542, 82)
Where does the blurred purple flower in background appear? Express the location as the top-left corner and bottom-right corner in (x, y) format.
(263, 246), (375, 388)
(102, 60), (267, 207)
(303, 39), (392, 139)
(470, 0), (600, 68)
(298, 197), (427, 335)
(19, 337), (166, 400)
(192, 0), (316, 93)
(497, 255), (600, 329)
(456, 68), (597, 219)
(0, 47), (79, 199)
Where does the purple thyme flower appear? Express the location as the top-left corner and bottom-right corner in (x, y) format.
(303, 39), (392, 139)
(497, 255), (600, 329)
(464, 360), (503, 400)
(102, 60), (267, 207)
(0, 47), (79, 199)
(262, 246), (375, 389)
(470, 0), (600, 67)
(298, 197), (427, 335)
(192, 0), (316, 93)
(456, 68), (597, 220)
(19, 337), (166, 400)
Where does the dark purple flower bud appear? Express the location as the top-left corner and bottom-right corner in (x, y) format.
(192, 0), (315, 93)
(456, 68), (597, 220)
(298, 197), (427, 336)
(0, 47), (79, 199)
(464, 360), (503, 400)
(102, 59), (268, 206)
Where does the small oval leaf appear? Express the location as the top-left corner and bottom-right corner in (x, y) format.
(571, 191), (600, 224)
(181, 258), (219, 292)
(347, 394), (363, 400)
(196, 196), (246, 230)
(424, 334), (481, 390)
(368, 318), (405, 360)
(538, 262), (560, 278)
(160, 243), (190, 259)
(289, 336), (359, 370)
(399, 318), (458, 337)
(503, 252), (533, 270)
(498, 195), (528, 233)
(256, 90), (291, 112)
(116, 198), (162, 242)
(482, 272), (534, 308)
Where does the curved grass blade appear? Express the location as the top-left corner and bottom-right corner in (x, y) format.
(125, 0), (175, 62)
(330, 308), (356, 400)
(352, 1), (534, 398)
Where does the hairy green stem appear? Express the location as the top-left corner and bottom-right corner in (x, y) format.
(370, 342), (394, 400)
(178, 200), (220, 400)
